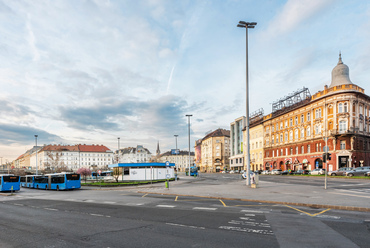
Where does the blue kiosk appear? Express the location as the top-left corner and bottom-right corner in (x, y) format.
(108, 162), (175, 181)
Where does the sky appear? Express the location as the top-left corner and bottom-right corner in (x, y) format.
(1, 0), (370, 162)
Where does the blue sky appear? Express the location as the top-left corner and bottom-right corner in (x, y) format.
(1, 0), (370, 161)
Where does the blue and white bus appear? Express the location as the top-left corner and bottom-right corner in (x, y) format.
(0, 174), (21, 192)
(21, 175), (42, 188)
(33, 173), (81, 190)
(91, 170), (113, 180)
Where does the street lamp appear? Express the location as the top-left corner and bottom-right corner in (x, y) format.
(186, 115), (192, 176)
(117, 137), (120, 163)
(174, 134), (178, 179)
(237, 21), (257, 186)
(35, 135), (38, 175)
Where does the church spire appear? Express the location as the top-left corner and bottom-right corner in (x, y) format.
(156, 141), (160, 156)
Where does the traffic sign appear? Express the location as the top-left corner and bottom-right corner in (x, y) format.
(165, 161), (170, 167)
(98, 170), (102, 176)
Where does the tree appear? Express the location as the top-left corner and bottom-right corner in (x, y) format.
(76, 167), (91, 183)
(112, 167), (121, 182)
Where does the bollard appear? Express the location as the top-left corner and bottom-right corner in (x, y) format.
(165, 181), (169, 189)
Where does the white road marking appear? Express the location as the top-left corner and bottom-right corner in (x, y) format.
(241, 210), (267, 213)
(44, 208), (58, 211)
(166, 223), (205, 230)
(90, 213), (104, 217)
(126, 203), (144, 206)
(330, 192), (370, 199)
(156, 205), (176, 208)
(103, 201), (116, 204)
(219, 226), (274, 235)
(193, 207), (217, 211)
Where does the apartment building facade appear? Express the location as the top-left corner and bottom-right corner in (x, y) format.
(263, 55), (370, 171)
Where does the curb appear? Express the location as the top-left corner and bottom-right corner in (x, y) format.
(137, 191), (370, 212)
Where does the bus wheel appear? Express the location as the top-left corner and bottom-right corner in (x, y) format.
(57, 186), (59, 191)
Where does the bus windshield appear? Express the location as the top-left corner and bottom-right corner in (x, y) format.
(3, 176), (20, 182)
(66, 174), (80, 180)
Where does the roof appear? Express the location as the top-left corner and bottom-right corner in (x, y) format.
(202, 128), (230, 141)
(160, 150), (195, 157)
(77, 144), (111, 152)
(41, 144), (79, 152)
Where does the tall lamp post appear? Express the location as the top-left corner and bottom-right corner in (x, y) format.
(174, 134), (178, 179)
(186, 115), (192, 176)
(117, 137), (120, 163)
(35, 135), (38, 175)
(237, 21), (257, 186)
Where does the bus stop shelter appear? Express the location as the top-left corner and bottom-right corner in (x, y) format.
(108, 162), (175, 181)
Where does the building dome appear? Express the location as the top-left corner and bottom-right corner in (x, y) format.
(330, 53), (352, 88)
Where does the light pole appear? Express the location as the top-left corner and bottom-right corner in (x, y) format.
(35, 135), (38, 175)
(186, 115), (192, 176)
(237, 21), (257, 186)
(117, 137), (121, 163)
(174, 134), (178, 179)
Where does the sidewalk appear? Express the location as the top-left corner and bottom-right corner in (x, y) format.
(137, 175), (370, 212)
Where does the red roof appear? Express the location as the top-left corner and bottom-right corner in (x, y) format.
(77, 144), (111, 152)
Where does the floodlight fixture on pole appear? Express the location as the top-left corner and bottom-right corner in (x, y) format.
(237, 21), (257, 186)
(117, 137), (120, 163)
(35, 135), (38, 175)
(186, 115), (193, 176)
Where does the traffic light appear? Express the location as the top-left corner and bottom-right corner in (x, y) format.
(327, 153), (331, 161)
(322, 153), (327, 163)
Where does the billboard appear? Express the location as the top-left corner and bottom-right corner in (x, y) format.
(171, 149), (180, 155)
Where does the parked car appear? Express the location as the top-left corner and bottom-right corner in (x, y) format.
(271, 169), (282, 175)
(345, 166), (370, 177)
(281, 170), (294, 175)
(254, 170), (262, 174)
(311, 169), (326, 175)
(365, 171), (370, 177)
(294, 169), (310, 175)
(261, 170), (269, 175)
(328, 167), (352, 176)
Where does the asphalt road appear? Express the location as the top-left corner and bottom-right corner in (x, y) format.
(0, 175), (369, 247)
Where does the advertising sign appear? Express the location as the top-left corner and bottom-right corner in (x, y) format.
(171, 149), (180, 155)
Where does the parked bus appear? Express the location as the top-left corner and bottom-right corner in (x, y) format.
(21, 175), (42, 188)
(186, 166), (198, 176)
(0, 174), (21, 192)
(33, 173), (81, 190)
(91, 170), (113, 180)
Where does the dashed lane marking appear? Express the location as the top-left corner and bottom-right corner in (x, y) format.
(166, 223), (205, 230)
(330, 192), (370, 199)
(44, 208), (58, 211)
(220, 200), (227, 207)
(193, 207), (217, 211)
(156, 205), (176, 208)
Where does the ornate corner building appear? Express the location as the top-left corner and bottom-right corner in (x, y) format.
(263, 54), (370, 171)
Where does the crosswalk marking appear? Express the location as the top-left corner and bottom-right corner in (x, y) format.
(156, 205), (176, 208)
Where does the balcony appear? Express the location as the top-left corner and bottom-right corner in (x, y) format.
(330, 127), (359, 136)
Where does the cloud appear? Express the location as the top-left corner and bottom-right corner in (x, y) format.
(59, 95), (190, 135)
(263, 0), (335, 38)
(0, 123), (63, 145)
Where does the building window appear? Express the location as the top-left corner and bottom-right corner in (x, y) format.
(301, 128), (304, 138)
(290, 118), (293, 127)
(295, 129), (298, 140)
(315, 108), (321, 119)
(289, 131), (293, 141)
(316, 143), (319, 152)
(344, 102), (348, 112)
(295, 116), (298, 125)
(272, 136), (274, 144)
(339, 120), (347, 133)
(301, 146), (304, 154)
(307, 112), (311, 122)
(338, 103), (343, 113)
(340, 141), (346, 150)
(290, 147), (293, 155)
(285, 120), (288, 128)
(296, 146), (298, 154)
(285, 133), (288, 142)
(301, 114), (304, 123)
(280, 122), (283, 129)
(307, 126), (311, 137)
(307, 145), (311, 153)
(285, 148), (288, 155)
(280, 134), (283, 143)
